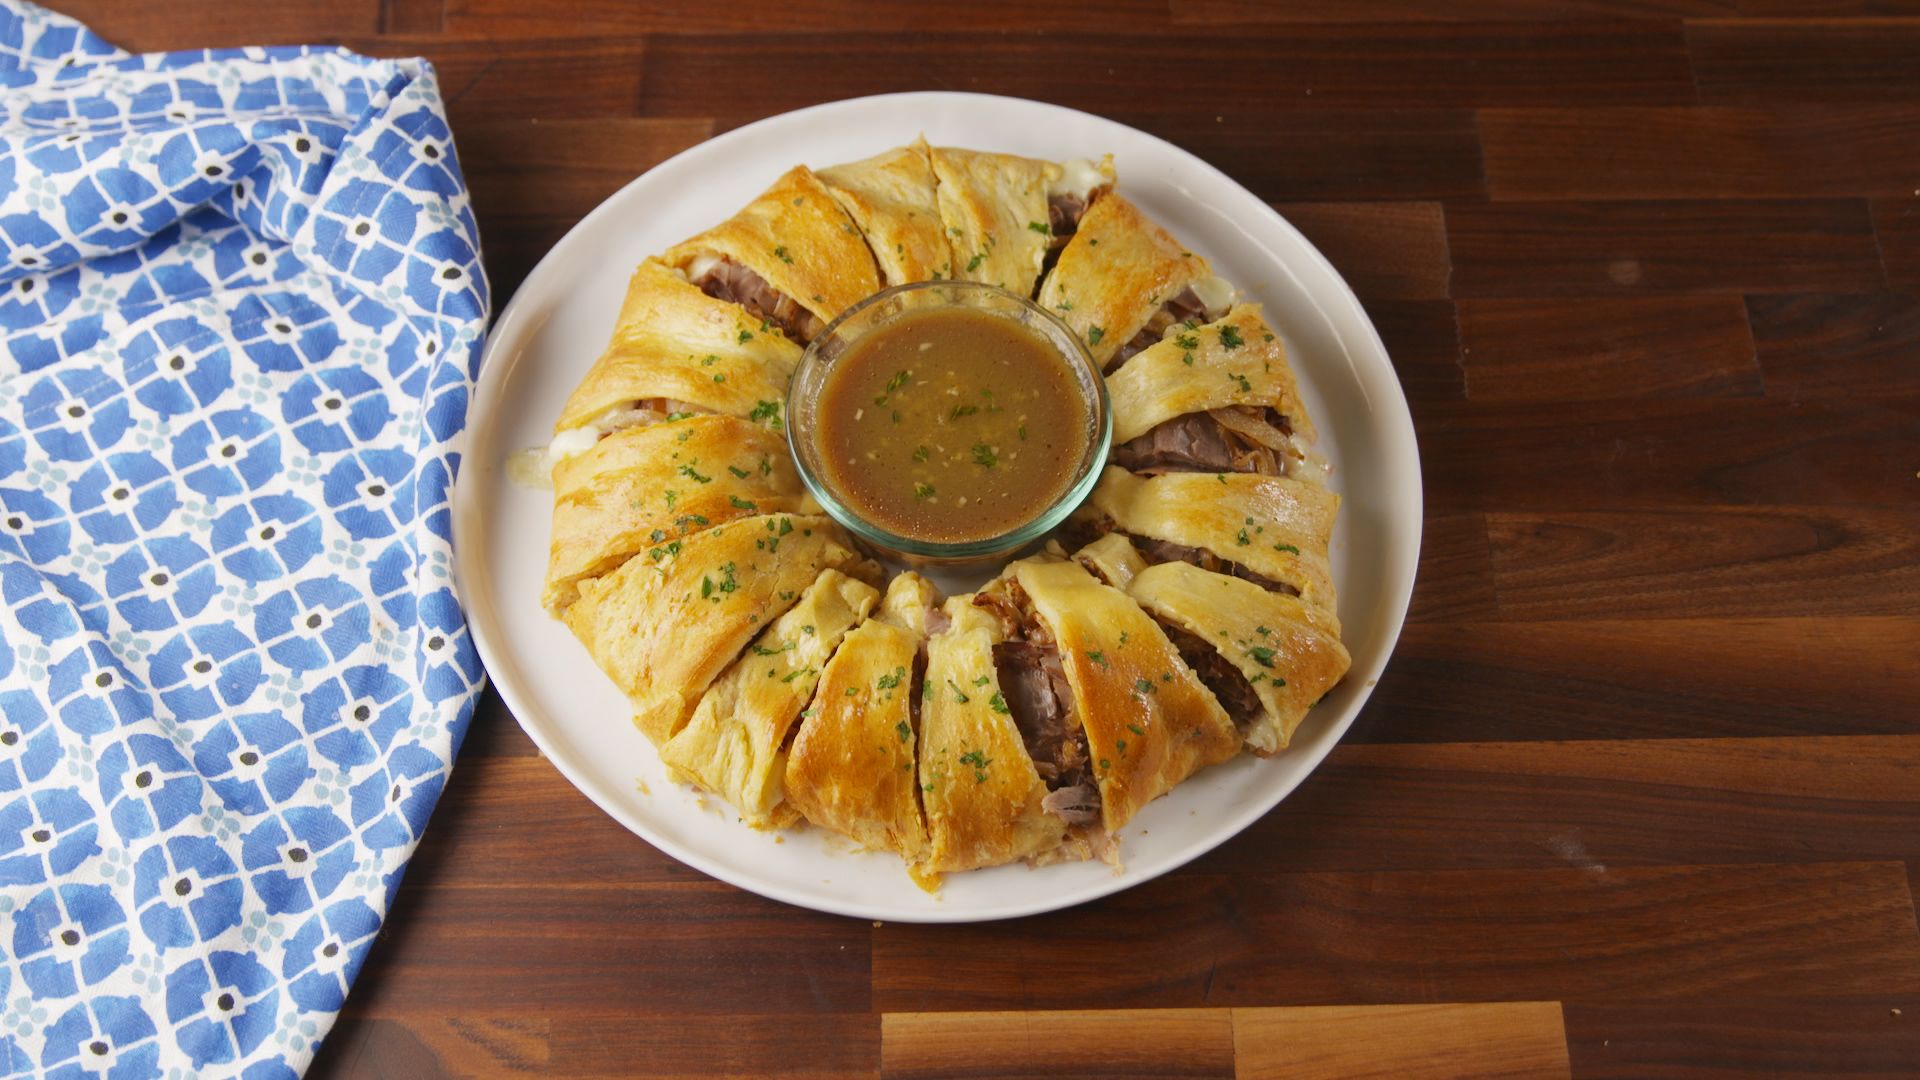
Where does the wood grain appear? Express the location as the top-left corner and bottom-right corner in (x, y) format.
(1457, 296), (1762, 402)
(1231, 1002), (1570, 1080)
(1446, 199), (1887, 297)
(880, 1010), (1235, 1079)
(1417, 397), (1920, 511)
(635, 25), (1698, 117)
(1746, 293), (1920, 400)
(1689, 18), (1920, 104)
(1180, 0), (1920, 19)
(341, 35), (648, 127)
(1370, 299), (1467, 402)
(1484, 507), (1920, 619)
(1273, 202), (1452, 302)
(443, 0), (1181, 37)
(1362, 618), (1920, 742)
(1873, 198), (1920, 288)
(871, 862), (1920, 1011)
(1563, 998), (1920, 1079)
(1481, 106), (1920, 200)
(44, 0), (381, 49)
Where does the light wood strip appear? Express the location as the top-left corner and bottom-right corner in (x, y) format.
(880, 1009), (1235, 1079)
(1232, 1002), (1570, 1080)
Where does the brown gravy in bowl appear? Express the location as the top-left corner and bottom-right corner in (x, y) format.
(815, 306), (1089, 544)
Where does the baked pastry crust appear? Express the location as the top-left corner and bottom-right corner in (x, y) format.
(1038, 193), (1223, 371)
(543, 415), (810, 615)
(927, 145), (1058, 297)
(545, 142), (1350, 885)
(561, 512), (867, 745)
(782, 574), (939, 867)
(818, 137), (953, 287)
(918, 595), (1066, 872)
(1125, 560), (1350, 754)
(663, 166), (881, 333)
(1107, 304), (1315, 447)
(1080, 466), (1339, 614)
(1011, 556), (1241, 831)
(661, 568), (880, 826)
(557, 258), (801, 433)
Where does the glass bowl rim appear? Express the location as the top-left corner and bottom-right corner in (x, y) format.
(785, 279), (1113, 560)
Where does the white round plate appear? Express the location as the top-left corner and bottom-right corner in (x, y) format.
(451, 92), (1422, 923)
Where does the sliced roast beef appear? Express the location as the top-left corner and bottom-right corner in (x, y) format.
(692, 257), (824, 343)
(1163, 623), (1263, 732)
(975, 586), (1102, 828)
(1040, 782), (1101, 827)
(1111, 412), (1284, 476)
(1132, 535), (1300, 597)
(1109, 288), (1216, 370)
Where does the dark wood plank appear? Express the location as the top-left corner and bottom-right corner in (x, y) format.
(1746, 293), (1920, 400)
(1232, 1003), (1571, 1080)
(342, 882), (873, 1014)
(1874, 199), (1920, 288)
(881, 1010), (1235, 1080)
(1359, 618), (1920, 743)
(1458, 296), (1761, 402)
(1109, 111), (1485, 202)
(1403, 512), (1499, 623)
(339, 35), (647, 127)
(1446, 200), (1885, 297)
(1197, 735), (1920, 876)
(44, 0), (380, 50)
(460, 118), (712, 223)
(1563, 999), (1920, 1079)
(443, 0), (1177, 36)
(637, 26), (1698, 117)
(1481, 106), (1920, 200)
(379, 0), (445, 34)
(458, 689), (539, 757)
(1180, 0), (1920, 19)
(1371, 299), (1467, 403)
(1274, 202), (1452, 302)
(1416, 396), (1920, 511)
(872, 862), (1920, 1011)
(1690, 18), (1920, 104)
(312, 1010), (881, 1079)
(1486, 507), (1920, 619)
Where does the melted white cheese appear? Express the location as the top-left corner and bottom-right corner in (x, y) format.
(1050, 158), (1113, 202)
(684, 251), (721, 282)
(1189, 274), (1237, 318)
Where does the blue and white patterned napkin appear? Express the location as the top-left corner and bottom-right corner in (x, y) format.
(0, 2), (487, 1074)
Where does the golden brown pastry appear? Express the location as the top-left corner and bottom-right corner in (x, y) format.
(553, 259), (800, 449)
(1008, 556), (1240, 832)
(1078, 466), (1339, 614)
(929, 146), (1114, 298)
(660, 569), (881, 827)
(782, 574), (941, 872)
(663, 166), (881, 342)
(917, 594), (1068, 872)
(542, 415), (811, 615)
(1125, 559), (1350, 755)
(1037, 193), (1235, 371)
(1107, 303), (1315, 454)
(561, 513), (869, 745)
(817, 138), (954, 287)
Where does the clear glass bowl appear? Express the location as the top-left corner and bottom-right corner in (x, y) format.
(786, 280), (1111, 567)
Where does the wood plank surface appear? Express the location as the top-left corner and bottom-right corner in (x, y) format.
(46, 1), (1918, 1076)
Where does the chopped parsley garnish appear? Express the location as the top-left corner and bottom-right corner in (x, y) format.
(1236, 528), (1251, 545)
(950, 403), (980, 420)
(912, 445), (930, 463)
(946, 680), (971, 703)
(875, 369), (911, 406)
(1027, 221), (1051, 235)
(1273, 542), (1300, 555)
(737, 329), (753, 344)
(1228, 372), (1252, 393)
(1086, 650), (1108, 668)
(664, 489), (678, 509)
(1133, 677), (1155, 696)
(965, 252), (986, 273)
(1246, 645), (1276, 668)
(752, 641), (796, 657)
(773, 245), (794, 265)
(972, 674), (991, 686)
(728, 465), (751, 478)
(971, 442), (997, 468)
(777, 517), (793, 536)
(1127, 723), (1145, 736)
(1219, 325), (1245, 349)
(988, 692), (1010, 714)
(958, 748), (991, 782)
(1087, 325), (1105, 345)
(1018, 424), (1028, 440)
(896, 720), (912, 742)
(678, 462), (711, 483)
(876, 666), (905, 690)
(729, 495), (757, 510)
(666, 410), (695, 421)
(749, 399), (783, 428)
(913, 481), (935, 500)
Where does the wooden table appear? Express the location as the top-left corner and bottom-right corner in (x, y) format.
(69, 1), (1920, 1075)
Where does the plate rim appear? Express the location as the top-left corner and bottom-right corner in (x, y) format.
(451, 90), (1423, 923)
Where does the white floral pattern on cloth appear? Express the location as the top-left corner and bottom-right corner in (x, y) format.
(0, 2), (487, 1075)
